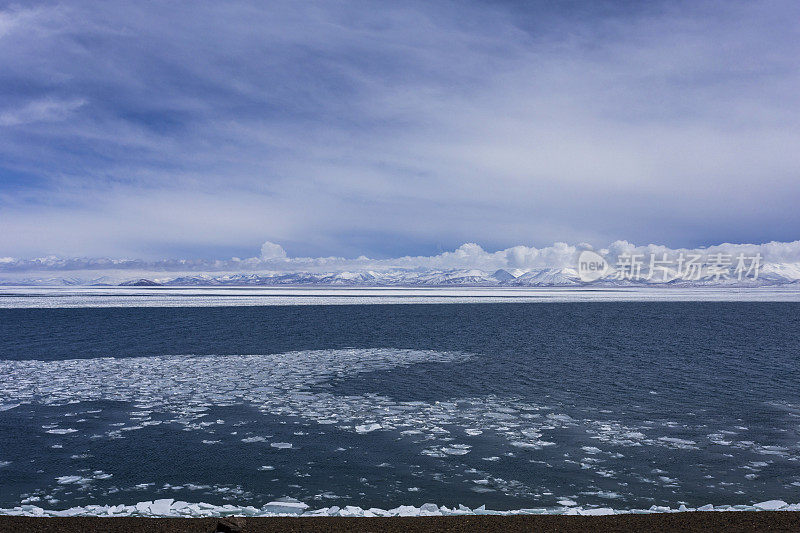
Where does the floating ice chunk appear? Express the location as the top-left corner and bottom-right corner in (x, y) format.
(270, 442), (292, 449)
(419, 503), (441, 516)
(441, 444), (471, 455)
(657, 437), (697, 449)
(262, 498), (308, 515)
(421, 448), (446, 457)
(579, 508), (615, 516)
(55, 475), (89, 485)
(338, 505), (365, 517)
(241, 436), (267, 443)
(56, 507), (84, 517)
(46, 428), (78, 434)
(389, 505), (420, 517)
(148, 499), (174, 515)
(557, 499), (577, 506)
(754, 500), (788, 510)
(580, 490), (621, 500)
(171, 501), (190, 511)
(257, 465), (274, 471)
(355, 423), (382, 434)
(755, 445), (789, 456)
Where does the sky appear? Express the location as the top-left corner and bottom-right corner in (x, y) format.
(1, 0), (799, 265)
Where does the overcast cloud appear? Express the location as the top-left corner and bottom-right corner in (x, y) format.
(1, 0), (798, 261)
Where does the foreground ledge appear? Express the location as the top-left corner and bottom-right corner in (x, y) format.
(1, 512), (800, 533)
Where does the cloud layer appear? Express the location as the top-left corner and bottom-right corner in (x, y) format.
(3, 240), (800, 279)
(1, 1), (799, 259)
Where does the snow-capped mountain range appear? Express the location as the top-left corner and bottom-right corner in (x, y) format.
(4, 240), (800, 287)
(3, 263), (800, 287)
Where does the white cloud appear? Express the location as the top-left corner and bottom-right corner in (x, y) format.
(0, 98), (86, 127)
(260, 241), (287, 260)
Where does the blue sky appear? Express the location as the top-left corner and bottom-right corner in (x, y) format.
(1, 0), (799, 261)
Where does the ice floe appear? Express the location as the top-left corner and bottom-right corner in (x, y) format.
(2, 348), (798, 509)
(2, 498), (800, 517)
(1, 348), (784, 467)
(241, 436), (267, 443)
(355, 423), (382, 434)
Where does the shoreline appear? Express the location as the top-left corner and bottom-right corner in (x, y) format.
(2, 512), (800, 533)
(3, 285), (800, 309)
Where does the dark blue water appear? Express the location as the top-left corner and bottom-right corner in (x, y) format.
(1, 303), (799, 511)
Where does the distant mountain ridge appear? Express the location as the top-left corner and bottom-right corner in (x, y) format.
(3, 264), (800, 287)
